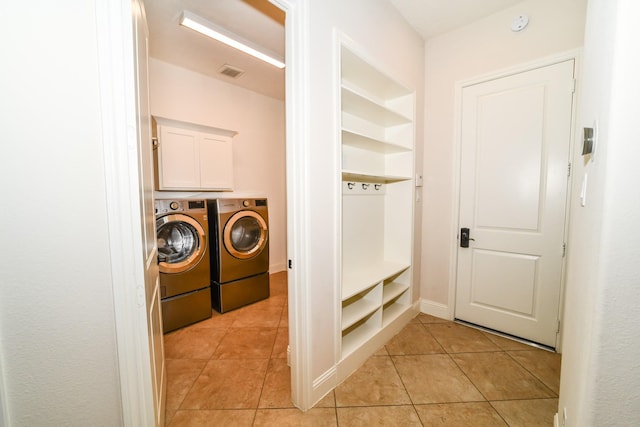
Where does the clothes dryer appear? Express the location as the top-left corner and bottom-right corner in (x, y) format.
(155, 198), (211, 332)
(208, 198), (269, 313)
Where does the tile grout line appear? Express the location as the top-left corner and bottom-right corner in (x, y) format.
(435, 328), (517, 427)
(386, 350), (418, 409)
(253, 279), (290, 425)
(446, 352), (512, 426)
(165, 324), (228, 424)
(171, 324), (228, 416)
(504, 350), (560, 398)
(253, 295), (288, 419)
(419, 318), (491, 406)
(385, 321), (436, 426)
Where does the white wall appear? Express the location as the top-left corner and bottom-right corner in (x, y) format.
(302, 0), (424, 401)
(559, 0), (640, 424)
(420, 0), (587, 313)
(0, 1), (122, 424)
(149, 59), (287, 272)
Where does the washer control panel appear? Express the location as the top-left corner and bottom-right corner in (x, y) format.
(155, 199), (207, 215)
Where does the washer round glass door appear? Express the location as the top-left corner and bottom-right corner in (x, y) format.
(156, 214), (207, 274)
(223, 211), (268, 259)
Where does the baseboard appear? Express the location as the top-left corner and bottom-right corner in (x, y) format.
(419, 298), (452, 320)
(270, 262), (287, 273)
(311, 366), (337, 408)
(305, 303), (420, 410)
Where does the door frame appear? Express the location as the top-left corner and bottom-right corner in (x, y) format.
(96, 0), (159, 424)
(267, 0), (314, 410)
(449, 49), (582, 351)
(97, 0), (315, 421)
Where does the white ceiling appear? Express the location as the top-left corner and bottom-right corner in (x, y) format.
(389, 0), (526, 40)
(145, 0), (525, 101)
(145, 0), (286, 100)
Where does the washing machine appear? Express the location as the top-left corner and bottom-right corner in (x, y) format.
(208, 198), (270, 313)
(155, 198), (212, 332)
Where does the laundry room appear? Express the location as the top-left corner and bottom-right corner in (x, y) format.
(146, 1), (287, 328)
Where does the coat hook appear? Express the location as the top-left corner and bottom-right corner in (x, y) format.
(362, 183), (369, 190)
(347, 182), (355, 189)
(374, 184), (381, 190)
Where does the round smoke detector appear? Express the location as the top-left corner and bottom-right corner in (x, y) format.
(511, 15), (529, 32)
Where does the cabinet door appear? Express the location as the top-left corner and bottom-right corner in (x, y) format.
(158, 126), (200, 189)
(199, 133), (233, 190)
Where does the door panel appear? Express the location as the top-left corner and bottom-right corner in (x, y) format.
(475, 85), (544, 231)
(455, 60), (574, 347)
(471, 250), (539, 316)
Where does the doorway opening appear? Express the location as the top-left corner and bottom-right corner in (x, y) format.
(142, 0), (307, 416)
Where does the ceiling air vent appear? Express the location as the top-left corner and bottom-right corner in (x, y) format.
(218, 64), (245, 79)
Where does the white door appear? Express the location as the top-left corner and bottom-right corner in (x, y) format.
(455, 60), (575, 348)
(133, 0), (166, 424)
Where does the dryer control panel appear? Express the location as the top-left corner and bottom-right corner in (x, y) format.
(216, 198), (268, 213)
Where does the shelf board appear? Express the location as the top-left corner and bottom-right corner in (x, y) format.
(383, 282), (410, 305)
(342, 171), (411, 184)
(343, 261), (410, 300)
(341, 85), (411, 127)
(341, 47), (411, 100)
(341, 322), (378, 358)
(342, 128), (411, 154)
(342, 299), (380, 331)
(382, 302), (410, 327)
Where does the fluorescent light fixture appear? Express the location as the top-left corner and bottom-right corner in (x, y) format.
(180, 10), (285, 69)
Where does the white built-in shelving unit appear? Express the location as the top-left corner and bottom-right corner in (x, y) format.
(338, 44), (416, 376)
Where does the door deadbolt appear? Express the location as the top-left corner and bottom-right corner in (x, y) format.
(460, 227), (475, 248)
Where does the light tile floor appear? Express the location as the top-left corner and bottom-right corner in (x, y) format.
(164, 271), (561, 426)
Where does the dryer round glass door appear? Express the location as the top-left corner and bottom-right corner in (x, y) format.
(156, 214), (207, 274)
(223, 211), (268, 259)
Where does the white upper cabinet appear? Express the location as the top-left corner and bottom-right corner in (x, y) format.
(199, 132), (234, 190)
(153, 117), (236, 191)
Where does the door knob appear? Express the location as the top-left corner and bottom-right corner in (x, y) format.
(460, 227), (475, 248)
